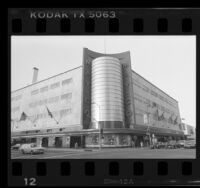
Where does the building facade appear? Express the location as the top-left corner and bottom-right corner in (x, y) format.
(181, 124), (196, 140)
(11, 48), (184, 148)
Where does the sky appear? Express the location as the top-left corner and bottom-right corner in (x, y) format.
(11, 36), (196, 127)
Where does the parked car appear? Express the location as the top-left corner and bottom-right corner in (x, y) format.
(176, 140), (185, 148)
(19, 143), (45, 154)
(166, 140), (177, 149)
(11, 143), (21, 150)
(157, 142), (167, 149)
(150, 142), (166, 149)
(184, 140), (196, 149)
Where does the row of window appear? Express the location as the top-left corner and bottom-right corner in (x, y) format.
(29, 108), (72, 120)
(31, 78), (73, 96)
(29, 93), (72, 108)
(136, 111), (180, 127)
(134, 93), (177, 118)
(132, 80), (176, 108)
(12, 93), (72, 112)
(11, 94), (22, 102)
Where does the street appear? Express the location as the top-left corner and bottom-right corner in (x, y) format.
(11, 147), (195, 159)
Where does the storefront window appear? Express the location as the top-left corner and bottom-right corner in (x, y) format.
(119, 135), (128, 145)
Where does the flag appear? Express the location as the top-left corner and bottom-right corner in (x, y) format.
(160, 112), (165, 121)
(173, 116), (178, 125)
(19, 112), (28, 121)
(46, 106), (59, 124)
(46, 106), (53, 118)
(168, 115), (173, 124)
(157, 109), (163, 121)
(153, 109), (159, 120)
(152, 102), (157, 107)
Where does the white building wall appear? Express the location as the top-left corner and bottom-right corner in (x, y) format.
(11, 67), (82, 132)
(132, 71), (182, 132)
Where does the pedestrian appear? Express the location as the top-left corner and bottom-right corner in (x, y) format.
(75, 142), (78, 149)
(140, 141), (143, 148)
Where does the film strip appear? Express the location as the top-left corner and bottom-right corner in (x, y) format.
(6, 5), (200, 187)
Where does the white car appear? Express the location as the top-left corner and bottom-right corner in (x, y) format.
(20, 143), (45, 154)
(184, 140), (196, 149)
(11, 143), (21, 150)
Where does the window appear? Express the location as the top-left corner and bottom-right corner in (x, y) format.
(164, 98), (168, 103)
(48, 96), (59, 103)
(12, 106), (20, 113)
(31, 89), (39, 95)
(142, 85), (149, 92)
(161, 106), (165, 111)
(60, 108), (72, 117)
(50, 82), (60, 89)
(62, 78), (73, 86)
(158, 94), (164, 101)
(165, 108), (170, 113)
(134, 97), (143, 103)
(146, 99), (151, 105)
(38, 99), (48, 106)
(133, 81), (141, 89)
(40, 86), (48, 93)
(14, 95), (22, 101)
(151, 90), (158, 97)
(29, 102), (34, 108)
(61, 93), (72, 100)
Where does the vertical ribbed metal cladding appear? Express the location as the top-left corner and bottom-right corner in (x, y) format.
(91, 56), (125, 129)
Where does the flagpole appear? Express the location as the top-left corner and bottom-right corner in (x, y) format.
(46, 105), (59, 124)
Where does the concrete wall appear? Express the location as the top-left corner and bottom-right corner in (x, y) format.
(132, 71), (182, 133)
(184, 124), (196, 139)
(11, 66), (82, 132)
(11, 63), (183, 135)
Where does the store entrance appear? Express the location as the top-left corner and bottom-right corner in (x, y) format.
(42, 137), (49, 147)
(70, 136), (81, 148)
(55, 137), (63, 147)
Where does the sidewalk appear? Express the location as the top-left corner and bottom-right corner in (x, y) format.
(45, 147), (151, 152)
(45, 147), (99, 152)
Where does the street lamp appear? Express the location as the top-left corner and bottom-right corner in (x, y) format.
(91, 102), (102, 150)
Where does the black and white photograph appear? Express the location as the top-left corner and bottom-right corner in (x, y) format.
(11, 35), (196, 159)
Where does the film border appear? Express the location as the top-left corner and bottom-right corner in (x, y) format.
(5, 7), (200, 186)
